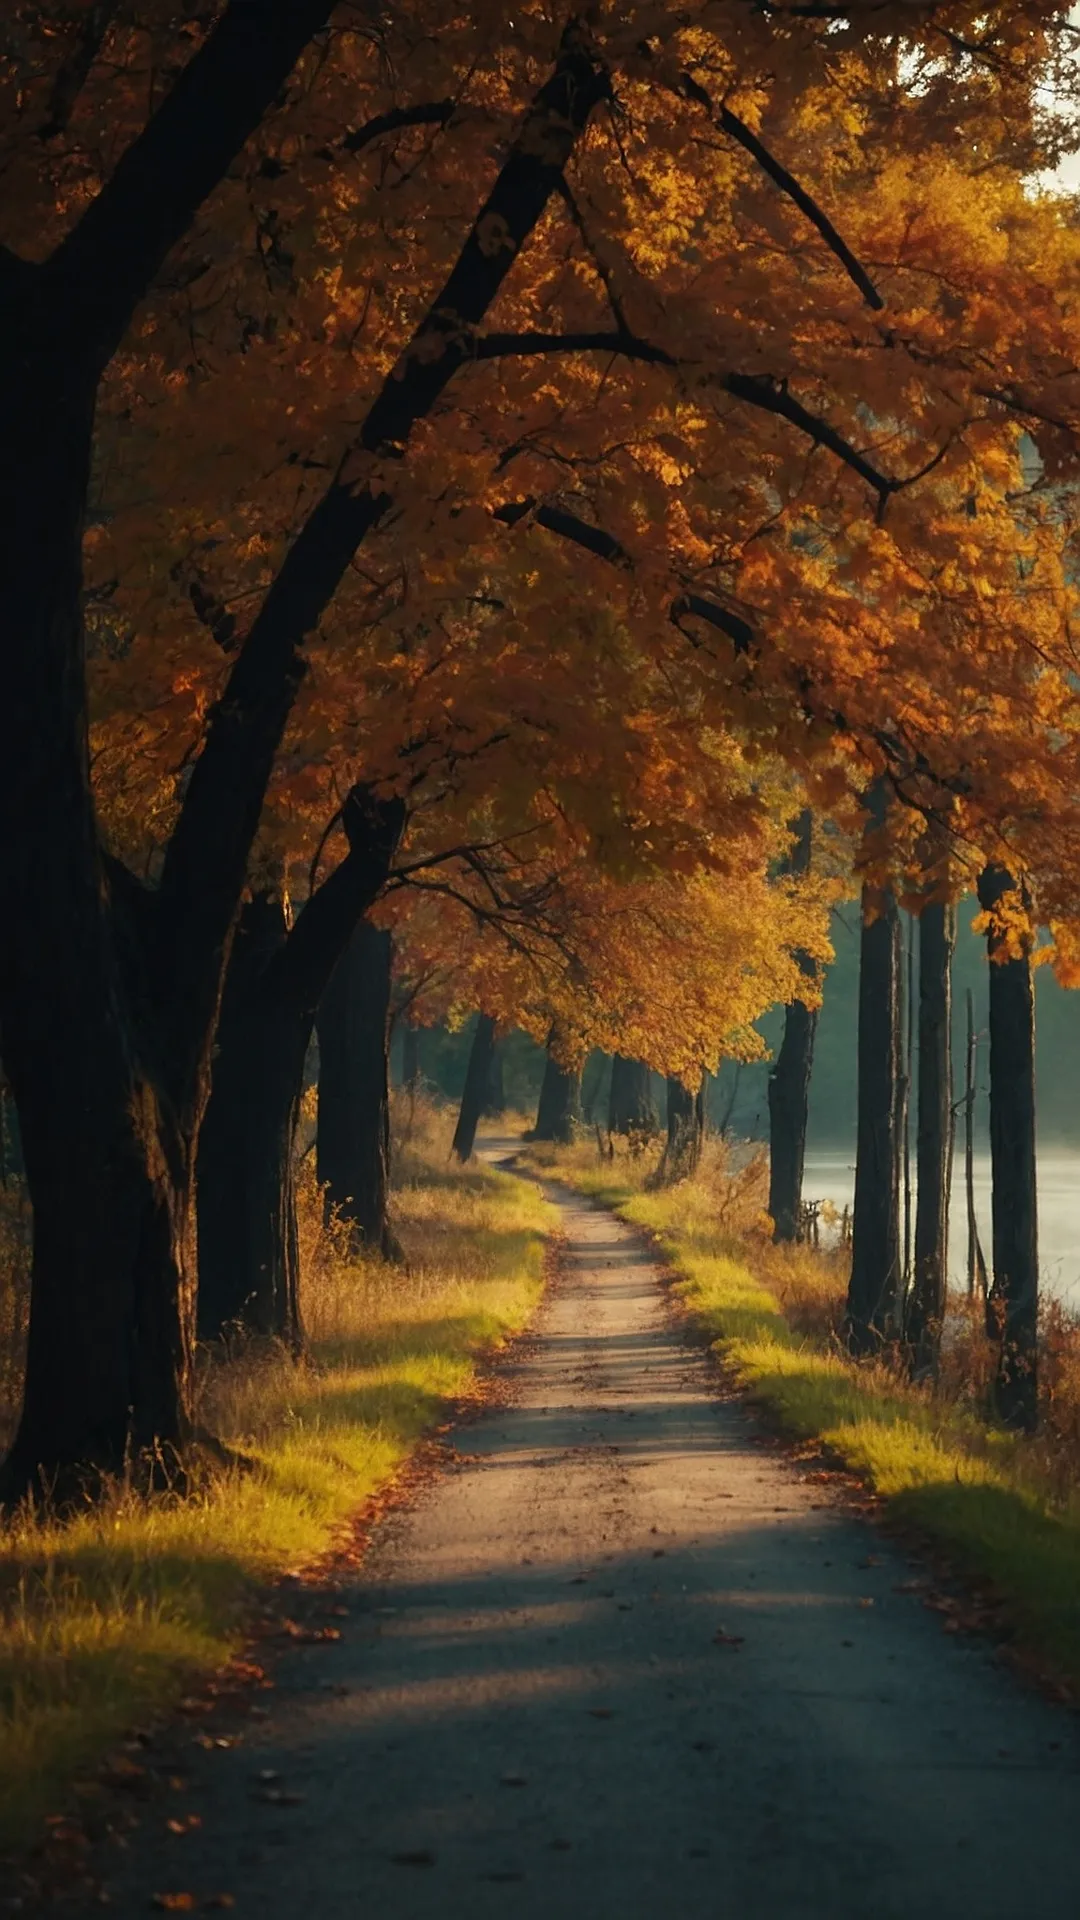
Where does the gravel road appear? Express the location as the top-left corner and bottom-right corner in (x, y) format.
(93, 1161), (1080, 1919)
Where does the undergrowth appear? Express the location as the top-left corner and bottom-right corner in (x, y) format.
(0, 1100), (553, 1850)
(521, 1132), (1080, 1693)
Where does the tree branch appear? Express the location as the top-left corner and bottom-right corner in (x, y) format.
(342, 101), (456, 152)
(680, 72), (884, 312)
(47, 0), (336, 369)
(154, 23), (611, 1103)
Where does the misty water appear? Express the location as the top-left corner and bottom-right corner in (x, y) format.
(803, 1149), (1080, 1313)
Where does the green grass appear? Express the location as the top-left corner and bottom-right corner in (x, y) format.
(0, 1143), (554, 1849)
(521, 1139), (1080, 1694)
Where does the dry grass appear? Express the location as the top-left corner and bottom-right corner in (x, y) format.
(0, 1099), (554, 1850)
(520, 1130), (1080, 1691)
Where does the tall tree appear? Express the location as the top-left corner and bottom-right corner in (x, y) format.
(977, 865), (1039, 1431)
(532, 1039), (582, 1144)
(905, 900), (955, 1375)
(197, 790), (403, 1344)
(608, 1056), (657, 1135)
(767, 812), (819, 1243)
(846, 790), (903, 1355)
(316, 918), (399, 1261)
(452, 1014), (497, 1164)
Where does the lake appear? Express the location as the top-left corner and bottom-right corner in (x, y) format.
(802, 1147), (1080, 1311)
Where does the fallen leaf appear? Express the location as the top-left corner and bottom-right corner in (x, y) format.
(165, 1816), (202, 1836)
(151, 1896), (196, 1912)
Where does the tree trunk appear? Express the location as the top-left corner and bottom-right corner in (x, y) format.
(977, 865), (1039, 1431)
(199, 795), (404, 1343)
(481, 1033), (506, 1117)
(663, 1074), (705, 1180)
(453, 1014), (497, 1163)
(767, 811), (818, 1243)
(608, 1056), (656, 1134)
(846, 874), (903, 1355)
(906, 901), (955, 1375)
(316, 919), (398, 1260)
(196, 896), (303, 1348)
(532, 1043), (581, 1144)
(0, 349), (200, 1504)
(768, 1002), (818, 1243)
(964, 988), (988, 1303)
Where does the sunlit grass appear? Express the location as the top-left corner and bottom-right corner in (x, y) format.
(521, 1133), (1080, 1692)
(0, 1106), (554, 1848)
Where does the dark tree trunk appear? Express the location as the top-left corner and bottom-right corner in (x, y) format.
(532, 1044), (581, 1144)
(0, 345), (200, 1503)
(402, 1024), (421, 1095)
(846, 875), (903, 1355)
(453, 1014), (497, 1163)
(977, 865), (1039, 1431)
(316, 918), (398, 1260)
(768, 812), (818, 1243)
(197, 896), (303, 1348)
(199, 794), (404, 1343)
(581, 1052), (609, 1127)
(481, 1033), (506, 1117)
(608, 1055), (657, 1134)
(906, 901), (955, 1374)
(663, 1074), (705, 1180)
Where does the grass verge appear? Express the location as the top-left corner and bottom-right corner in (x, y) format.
(520, 1135), (1080, 1695)
(0, 1110), (554, 1850)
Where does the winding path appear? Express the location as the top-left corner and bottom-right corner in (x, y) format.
(98, 1158), (1080, 1918)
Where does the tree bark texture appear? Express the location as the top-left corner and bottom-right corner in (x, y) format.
(663, 1075), (705, 1181)
(977, 865), (1039, 1431)
(608, 1056), (657, 1134)
(905, 901), (954, 1374)
(199, 793), (404, 1344)
(452, 1015), (497, 1163)
(846, 877), (903, 1355)
(532, 1044), (582, 1144)
(316, 917), (398, 1260)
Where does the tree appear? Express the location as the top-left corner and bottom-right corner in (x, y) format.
(532, 1036), (582, 1145)
(846, 790), (903, 1355)
(768, 811), (818, 1243)
(196, 788), (403, 1346)
(976, 865), (1040, 1431)
(905, 899), (955, 1376)
(609, 1057), (657, 1136)
(316, 917), (400, 1262)
(452, 1015), (498, 1164)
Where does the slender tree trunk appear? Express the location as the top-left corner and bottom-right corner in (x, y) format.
(663, 1074), (706, 1180)
(768, 811), (819, 1244)
(452, 1015), (497, 1163)
(481, 1034), (506, 1117)
(532, 1042), (581, 1144)
(316, 919), (398, 1259)
(608, 1056), (656, 1134)
(901, 913), (915, 1299)
(768, 1006), (817, 1243)
(197, 897), (304, 1348)
(906, 901), (955, 1374)
(846, 871), (903, 1355)
(964, 989), (988, 1302)
(977, 865), (1039, 1431)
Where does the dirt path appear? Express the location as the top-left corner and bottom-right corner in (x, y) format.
(93, 1160), (1079, 1918)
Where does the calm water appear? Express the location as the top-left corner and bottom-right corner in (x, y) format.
(802, 1148), (1080, 1311)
